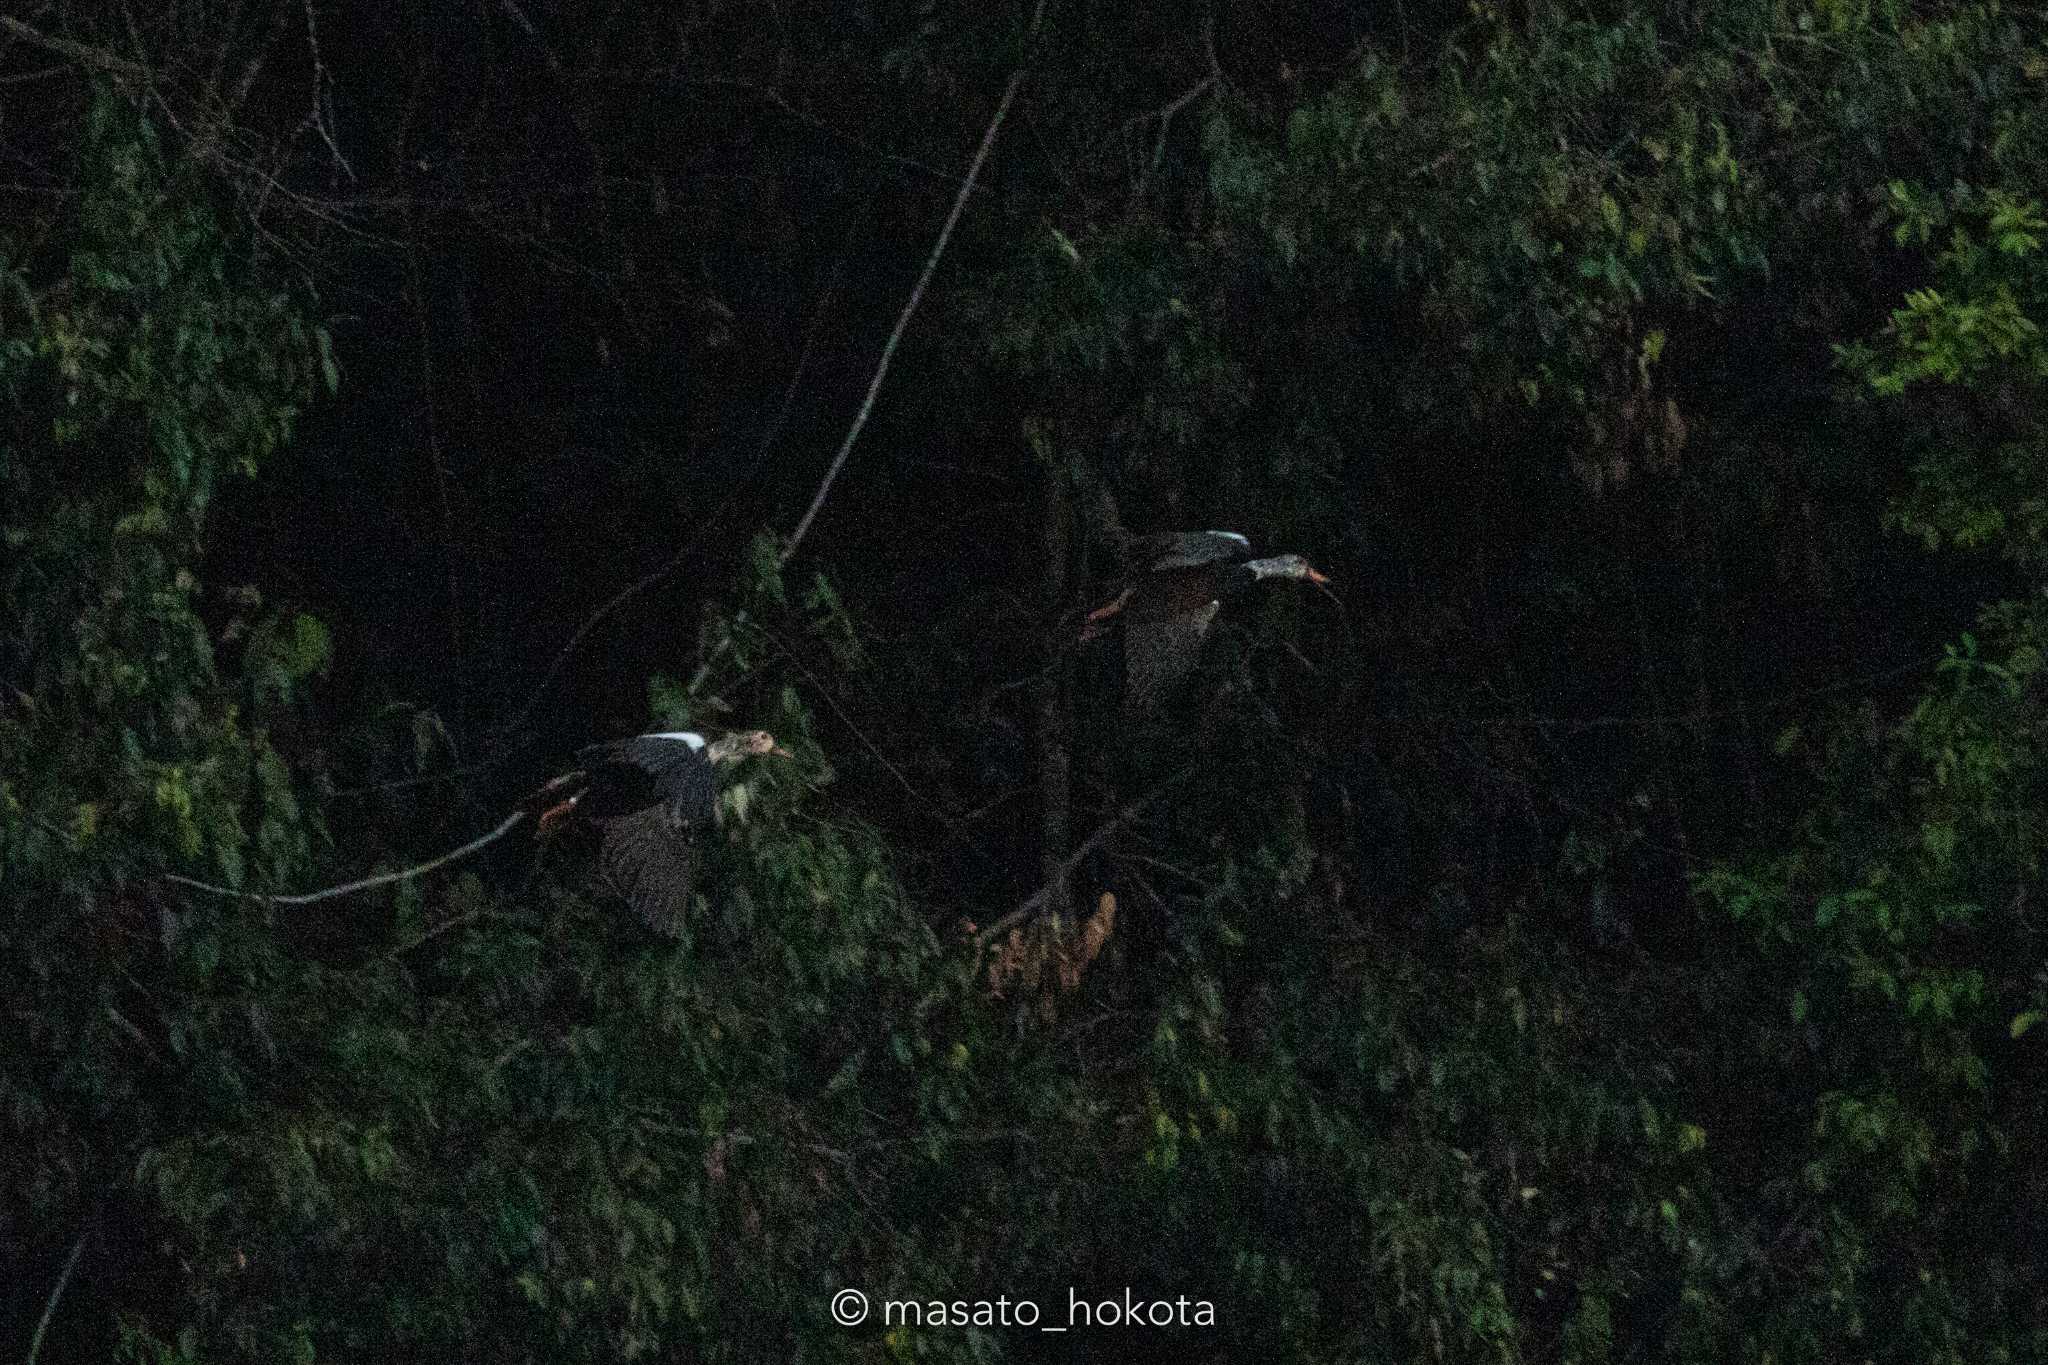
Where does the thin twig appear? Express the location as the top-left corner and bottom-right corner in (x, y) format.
(779, 24), (1038, 567)
(0, 63), (67, 85)
(298, 0), (351, 178)
(27, 1225), (89, 1365)
(1202, 16), (1228, 93)
(163, 809), (528, 906)
(395, 912), (486, 956)
(326, 745), (529, 800)
(402, 216), (468, 744)
(0, 15), (153, 80)
(493, 0), (551, 58)
(758, 625), (941, 824)
(1119, 73), (1219, 139)
(487, 204), (868, 746)
(976, 766), (1196, 949)
(690, 77), (988, 189)
(1125, 73), (1217, 204)
(104, 1004), (166, 1066)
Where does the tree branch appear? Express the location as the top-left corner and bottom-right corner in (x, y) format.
(163, 809), (528, 907)
(1035, 433), (1075, 925)
(485, 203), (868, 747)
(779, 12), (1039, 567)
(976, 766), (1196, 949)
(27, 1225), (89, 1365)
(0, 15), (153, 81)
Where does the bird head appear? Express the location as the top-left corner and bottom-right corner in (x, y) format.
(1243, 553), (1332, 587)
(707, 729), (792, 763)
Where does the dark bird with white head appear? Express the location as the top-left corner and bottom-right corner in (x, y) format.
(1084, 529), (1332, 712)
(533, 729), (788, 936)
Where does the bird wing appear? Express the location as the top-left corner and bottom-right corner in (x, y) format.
(578, 735), (717, 822)
(1124, 600), (1222, 710)
(654, 746), (718, 824)
(596, 805), (697, 938)
(1134, 530), (1252, 570)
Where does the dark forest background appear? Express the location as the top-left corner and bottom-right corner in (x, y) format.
(4, 0), (2047, 1360)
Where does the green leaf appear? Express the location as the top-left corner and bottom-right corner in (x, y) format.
(287, 613), (332, 679)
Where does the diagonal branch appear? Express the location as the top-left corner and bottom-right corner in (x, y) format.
(0, 15), (154, 81)
(163, 809), (528, 907)
(975, 765), (1197, 949)
(483, 204), (868, 749)
(431, 2), (1044, 752)
(27, 1224), (89, 1365)
(779, 7), (1042, 567)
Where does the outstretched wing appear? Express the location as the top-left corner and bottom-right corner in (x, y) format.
(577, 735), (717, 822)
(596, 805), (697, 938)
(1123, 600), (1223, 712)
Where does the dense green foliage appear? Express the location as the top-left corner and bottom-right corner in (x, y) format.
(3, 2), (2047, 1361)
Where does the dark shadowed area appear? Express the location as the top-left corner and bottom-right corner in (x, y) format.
(4, 2), (2046, 1361)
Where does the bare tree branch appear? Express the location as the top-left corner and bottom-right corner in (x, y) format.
(780, 1), (1045, 567)
(486, 204), (867, 746)
(0, 15), (153, 81)
(163, 809), (529, 907)
(27, 1224), (89, 1365)
(976, 766), (1196, 950)
(1035, 433), (1075, 925)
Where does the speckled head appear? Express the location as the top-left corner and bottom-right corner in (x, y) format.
(707, 729), (791, 762)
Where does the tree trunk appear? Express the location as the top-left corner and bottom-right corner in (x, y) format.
(1034, 427), (1074, 926)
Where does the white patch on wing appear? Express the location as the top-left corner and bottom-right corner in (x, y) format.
(642, 731), (707, 749)
(1148, 531), (1253, 569)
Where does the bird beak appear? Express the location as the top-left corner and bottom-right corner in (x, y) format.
(768, 744), (794, 759)
(1307, 566), (1332, 587)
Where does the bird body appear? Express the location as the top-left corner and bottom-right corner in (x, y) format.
(536, 729), (785, 936)
(1085, 531), (1330, 712)
(572, 731), (717, 822)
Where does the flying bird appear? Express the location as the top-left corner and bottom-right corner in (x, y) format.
(1084, 529), (1331, 711)
(533, 729), (788, 936)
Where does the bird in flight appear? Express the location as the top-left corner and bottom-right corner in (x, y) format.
(1084, 529), (1331, 711)
(533, 729), (789, 936)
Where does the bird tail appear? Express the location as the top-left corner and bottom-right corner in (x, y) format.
(528, 773), (585, 826)
(536, 793), (582, 835)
